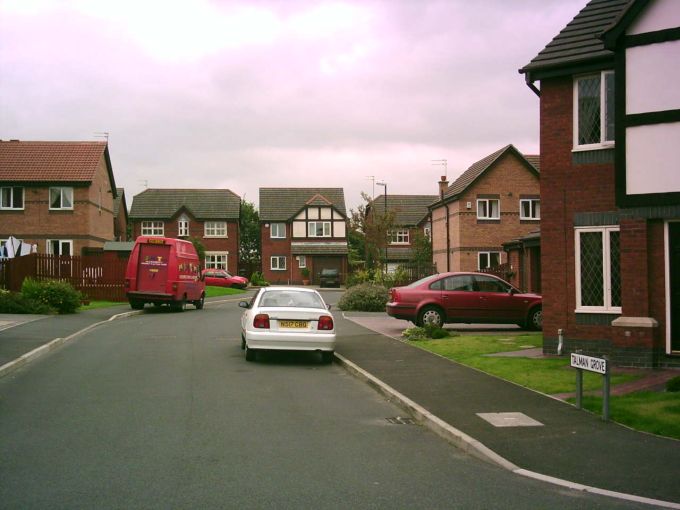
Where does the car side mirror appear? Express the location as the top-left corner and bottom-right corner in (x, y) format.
(238, 301), (250, 309)
(508, 288), (517, 295)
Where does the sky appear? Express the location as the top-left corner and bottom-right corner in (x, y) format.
(0, 0), (585, 212)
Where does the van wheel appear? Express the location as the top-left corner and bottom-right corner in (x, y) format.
(194, 294), (205, 310)
(172, 297), (186, 312)
(130, 300), (144, 310)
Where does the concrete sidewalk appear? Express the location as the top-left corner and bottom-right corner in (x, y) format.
(336, 312), (680, 507)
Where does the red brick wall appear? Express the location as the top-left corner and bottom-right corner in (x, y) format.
(260, 224), (292, 284)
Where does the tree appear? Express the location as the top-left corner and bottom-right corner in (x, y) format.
(239, 200), (261, 272)
(408, 230), (433, 277)
(190, 237), (206, 264)
(349, 192), (395, 270)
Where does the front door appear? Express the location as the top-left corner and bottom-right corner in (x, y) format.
(669, 223), (680, 352)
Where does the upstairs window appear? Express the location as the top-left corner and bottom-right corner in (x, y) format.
(205, 221), (227, 237)
(574, 71), (615, 149)
(0, 186), (24, 209)
(308, 221), (331, 237)
(178, 220), (189, 237)
(271, 223), (286, 238)
(520, 199), (540, 220)
(141, 221), (164, 236)
(49, 187), (73, 210)
(388, 229), (410, 244)
(477, 199), (500, 220)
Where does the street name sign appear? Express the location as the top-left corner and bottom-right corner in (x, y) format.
(570, 353), (607, 374)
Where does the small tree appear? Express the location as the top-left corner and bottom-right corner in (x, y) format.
(190, 237), (206, 265)
(408, 230), (433, 277)
(349, 192), (395, 271)
(239, 200), (261, 274)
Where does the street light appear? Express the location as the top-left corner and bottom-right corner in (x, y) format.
(376, 181), (387, 272)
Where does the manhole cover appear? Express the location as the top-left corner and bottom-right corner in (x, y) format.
(476, 412), (543, 427)
(386, 416), (416, 425)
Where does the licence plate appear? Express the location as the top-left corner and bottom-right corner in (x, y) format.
(279, 320), (309, 329)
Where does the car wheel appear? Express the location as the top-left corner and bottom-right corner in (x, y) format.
(418, 306), (444, 327)
(194, 294), (205, 310)
(528, 307), (542, 331)
(245, 344), (257, 362)
(130, 300), (144, 310)
(321, 351), (334, 364)
(241, 334), (246, 350)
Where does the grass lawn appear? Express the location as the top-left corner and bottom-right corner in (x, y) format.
(408, 332), (680, 439)
(80, 301), (127, 311)
(79, 286), (247, 311)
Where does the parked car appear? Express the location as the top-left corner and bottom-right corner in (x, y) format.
(239, 287), (336, 363)
(319, 268), (340, 288)
(386, 272), (542, 330)
(202, 269), (248, 289)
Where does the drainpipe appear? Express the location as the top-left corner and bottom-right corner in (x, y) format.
(438, 176), (450, 272)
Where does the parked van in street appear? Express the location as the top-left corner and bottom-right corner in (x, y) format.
(125, 236), (205, 311)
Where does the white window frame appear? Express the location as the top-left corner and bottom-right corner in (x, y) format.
(477, 199), (500, 220)
(389, 229), (410, 245)
(478, 251), (501, 270)
(573, 71), (615, 151)
(574, 226), (621, 313)
(178, 219), (189, 237)
(204, 221), (227, 238)
(46, 239), (73, 256)
(0, 186), (24, 210)
(141, 221), (164, 237)
(205, 251), (228, 270)
(49, 187), (74, 210)
(519, 199), (540, 220)
(308, 221), (331, 237)
(271, 223), (286, 239)
(271, 256), (286, 271)
(298, 255), (307, 268)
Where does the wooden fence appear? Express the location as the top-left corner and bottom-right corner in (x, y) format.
(0, 253), (129, 301)
(478, 262), (513, 281)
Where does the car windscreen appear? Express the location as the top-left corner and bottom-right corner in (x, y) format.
(259, 290), (326, 309)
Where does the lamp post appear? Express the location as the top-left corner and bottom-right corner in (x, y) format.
(376, 181), (387, 272)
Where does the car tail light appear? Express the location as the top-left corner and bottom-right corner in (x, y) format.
(254, 314), (270, 329)
(389, 288), (398, 302)
(318, 315), (333, 330)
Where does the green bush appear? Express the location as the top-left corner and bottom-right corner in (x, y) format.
(337, 283), (388, 311)
(667, 376), (680, 393)
(250, 272), (270, 287)
(0, 289), (53, 314)
(403, 324), (452, 341)
(21, 278), (82, 314)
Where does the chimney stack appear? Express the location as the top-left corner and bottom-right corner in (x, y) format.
(438, 176), (449, 199)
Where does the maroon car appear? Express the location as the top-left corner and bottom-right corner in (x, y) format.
(201, 269), (249, 289)
(386, 272), (542, 330)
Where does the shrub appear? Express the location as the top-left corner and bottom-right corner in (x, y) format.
(402, 324), (452, 341)
(337, 283), (388, 311)
(667, 376), (680, 393)
(21, 278), (82, 314)
(0, 290), (53, 314)
(250, 272), (270, 287)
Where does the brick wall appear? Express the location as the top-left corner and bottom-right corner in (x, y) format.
(260, 224), (292, 284)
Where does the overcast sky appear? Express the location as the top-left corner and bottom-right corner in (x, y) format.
(0, 0), (583, 211)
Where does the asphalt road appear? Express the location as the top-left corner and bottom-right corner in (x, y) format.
(0, 295), (648, 509)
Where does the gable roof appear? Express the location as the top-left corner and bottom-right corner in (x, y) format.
(438, 145), (539, 203)
(129, 189), (241, 220)
(259, 188), (347, 221)
(369, 195), (438, 226)
(520, 0), (633, 83)
(0, 140), (116, 189)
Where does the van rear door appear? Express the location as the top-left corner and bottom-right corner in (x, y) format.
(137, 243), (171, 293)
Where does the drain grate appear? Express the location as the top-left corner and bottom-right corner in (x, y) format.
(386, 416), (416, 425)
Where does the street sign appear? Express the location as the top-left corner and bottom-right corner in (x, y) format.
(570, 352), (607, 374)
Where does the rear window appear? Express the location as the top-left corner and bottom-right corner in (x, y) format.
(321, 269), (338, 276)
(259, 290), (326, 309)
(407, 274), (440, 288)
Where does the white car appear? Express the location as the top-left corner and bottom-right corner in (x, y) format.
(239, 287), (336, 363)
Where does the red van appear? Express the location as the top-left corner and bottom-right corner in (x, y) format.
(125, 236), (205, 311)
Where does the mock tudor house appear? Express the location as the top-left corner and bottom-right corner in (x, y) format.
(520, 0), (680, 366)
(429, 144), (541, 277)
(0, 140), (118, 255)
(259, 188), (349, 285)
(366, 194), (437, 273)
(129, 189), (241, 273)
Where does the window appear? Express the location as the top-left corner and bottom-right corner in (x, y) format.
(477, 199), (500, 220)
(271, 223), (286, 238)
(298, 255), (307, 268)
(520, 199), (540, 220)
(443, 275), (475, 291)
(574, 71), (615, 148)
(308, 221), (331, 237)
(423, 224), (432, 239)
(575, 227), (621, 312)
(178, 220), (189, 237)
(205, 252), (228, 270)
(474, 274), (510, 293)
(478, 252), (501, 270)
(49, 187), (73, 210)
(204, 221), (227, 237)
(388, 229), (410, 244)
(0, 187), (24, 209)
(46, 239), (73, 256)
(271, 256), (286, 270)
(141, 221), (164, 236)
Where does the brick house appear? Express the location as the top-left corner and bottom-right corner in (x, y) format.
(259, 188), (349, 285)
(366, 194), (437, 273)
(129, 189), (241, 273)
(0, 140), (118, 255)
(520, 0), (680, 366)
(113, 188), (128, 242)
(429, 144), (541, 277)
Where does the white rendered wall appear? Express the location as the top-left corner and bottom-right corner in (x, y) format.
(626, 122), (680, 194)
(627, 0), (680, 35)
(626, 41), (680, 114)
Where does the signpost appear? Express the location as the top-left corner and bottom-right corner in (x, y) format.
(570, 351), (611, 421)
